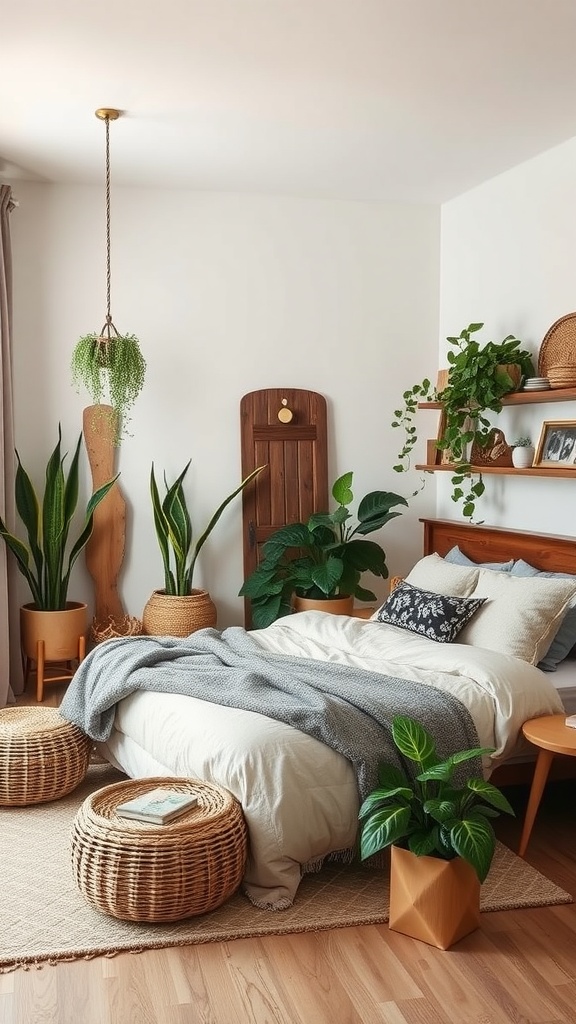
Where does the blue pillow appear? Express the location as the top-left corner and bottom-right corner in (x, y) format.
(511, 559), (576, 671)
(444, 545), (514, 572)
(376, 581), (486, 643)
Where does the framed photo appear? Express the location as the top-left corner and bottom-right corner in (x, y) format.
(534, 420), (576, 468)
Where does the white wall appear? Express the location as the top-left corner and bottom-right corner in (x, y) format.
(9, 183), (440, 640)
(439, 137), (576, 533)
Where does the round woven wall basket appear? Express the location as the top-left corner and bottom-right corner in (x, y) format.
(142, 589), (217, 637)
(70, 776), (248, 922)
(0, 706), (91, 806)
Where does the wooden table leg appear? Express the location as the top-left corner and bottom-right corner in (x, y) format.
(518, 748), (555, 857)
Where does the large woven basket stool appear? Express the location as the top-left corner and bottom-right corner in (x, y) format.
(70, 776), (248, 922)
(0, 706), (91, 806)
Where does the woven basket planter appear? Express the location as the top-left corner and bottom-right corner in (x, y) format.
(0, 706), (91, 806)
(141, 589), (217, 637)
(70, 776), (248, 922)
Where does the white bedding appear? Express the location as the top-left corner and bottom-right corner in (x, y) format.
(98, 611), (564, 909)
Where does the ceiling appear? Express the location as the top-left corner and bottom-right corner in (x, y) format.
(3, 0), (576, 204)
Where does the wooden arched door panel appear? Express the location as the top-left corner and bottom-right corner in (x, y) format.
(240, 388), (328, 626)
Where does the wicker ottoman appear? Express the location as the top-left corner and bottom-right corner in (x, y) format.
(0, 706), (91, 806)
(70, 776), (248, 922)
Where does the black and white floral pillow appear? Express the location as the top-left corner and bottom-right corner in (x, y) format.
(376, 581), (486, 643)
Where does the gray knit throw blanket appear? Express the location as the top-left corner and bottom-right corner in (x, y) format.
(59, 626), (482, 798)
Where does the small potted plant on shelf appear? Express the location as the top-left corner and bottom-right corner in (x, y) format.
(511, 436), (535, 469)
(392, 322), (535, 520)
(0, 426), (119, 699)
(358, 715), (514, 950)
(143, 461), (265, 637)
(239, 472), (408, 629)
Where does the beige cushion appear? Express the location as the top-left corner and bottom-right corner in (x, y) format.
(403, 553), (479, 597)
(458, 570), (576, 664)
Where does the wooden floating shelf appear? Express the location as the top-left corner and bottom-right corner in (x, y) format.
(415, 464), (576, 478)
(418, 386), (576, 410)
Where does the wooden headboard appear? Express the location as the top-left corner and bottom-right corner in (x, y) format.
(421, 519), (576, 787)
(421, 519), (576, 576)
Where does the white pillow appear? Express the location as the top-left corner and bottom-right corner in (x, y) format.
(458, 569), (576, 664)
(403, 553), (479, 597)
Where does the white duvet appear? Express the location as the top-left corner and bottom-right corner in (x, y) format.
(98, 611), (564, 909)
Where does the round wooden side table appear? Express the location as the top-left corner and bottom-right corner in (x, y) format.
(518, 714), (576, 857)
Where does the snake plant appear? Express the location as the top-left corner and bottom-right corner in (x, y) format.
(0, 426), (119, 610)
(150, 461), (265, 596)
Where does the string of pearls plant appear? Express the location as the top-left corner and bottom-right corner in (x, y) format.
(71, 330), (146, 443)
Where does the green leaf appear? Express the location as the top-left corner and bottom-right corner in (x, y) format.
(408, 831), (438, 857)
(450, 816), (495, 882)
(358, 785), (413, 821)
(422, 798), (458, 823)
(465, 778), (515, 815)
(417, 760), (458, 783)
(359, 805), (412, 860)
(310, 557), (344, 596)
(250, 593), (290, 629)
(392, 716), (438, 769)
(331, 472), (354, 506)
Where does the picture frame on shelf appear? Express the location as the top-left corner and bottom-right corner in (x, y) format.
(534, 420), (576, 468)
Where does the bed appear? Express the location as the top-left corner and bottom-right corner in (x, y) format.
(59, 518), (576, 910)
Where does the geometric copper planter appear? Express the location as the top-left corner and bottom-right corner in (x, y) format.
(389, 845), (481, 950)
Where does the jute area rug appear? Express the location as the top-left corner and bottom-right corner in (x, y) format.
(1, 764), (572, 974)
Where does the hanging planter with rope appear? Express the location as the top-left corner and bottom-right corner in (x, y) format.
(71, 109), (146, 445)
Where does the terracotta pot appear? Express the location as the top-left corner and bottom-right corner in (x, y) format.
(389, 845), (481, 950)
(142, 589), (217, 637)
(20, 602), (88, 663)
(292, 595), (354, 616)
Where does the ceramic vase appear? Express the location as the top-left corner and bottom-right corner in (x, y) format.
(511, 446), (535, 468)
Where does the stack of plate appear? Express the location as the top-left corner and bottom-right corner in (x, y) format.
(522, 377), (551, 391)
(546, 364), (576, 389)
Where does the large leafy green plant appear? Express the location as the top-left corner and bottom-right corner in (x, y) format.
(392, 322), (535, 520)
(150, 462), (264, 596)
(0, 426), (119, 610)
(359, 715), (514, 883)
(239, 472), (408, 629)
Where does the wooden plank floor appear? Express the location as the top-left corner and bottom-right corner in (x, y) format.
(3, 685), (576, 1023)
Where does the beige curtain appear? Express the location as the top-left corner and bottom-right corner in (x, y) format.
(0, 185), (16, 707)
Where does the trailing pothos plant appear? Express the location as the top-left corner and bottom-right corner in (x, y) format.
(358, 715), (514, 883)
(392, 322), (535, 520)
